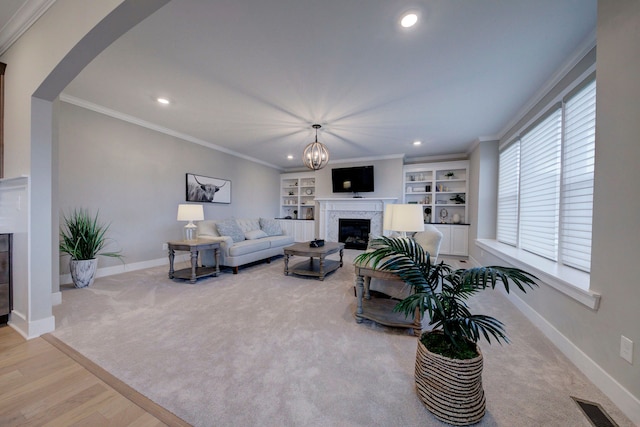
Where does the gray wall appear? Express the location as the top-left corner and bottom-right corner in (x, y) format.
(468, 140), (498, 243)
(314, 157), (404, 202)
(471, 1), (640, 407)
(58, 102), (280, 273)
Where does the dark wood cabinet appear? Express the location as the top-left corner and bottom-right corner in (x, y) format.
(0, 234), (12, 324)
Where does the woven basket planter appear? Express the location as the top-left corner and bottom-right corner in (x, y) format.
(414, 333), (485, 426)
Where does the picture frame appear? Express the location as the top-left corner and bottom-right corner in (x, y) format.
(186, 173), (231, 204)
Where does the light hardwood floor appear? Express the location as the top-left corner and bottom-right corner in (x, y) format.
(0, 326), (190, 427)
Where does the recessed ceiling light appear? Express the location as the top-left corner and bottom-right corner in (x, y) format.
(287, 155), (294, 160)
(413, 140), (422, 146)
(400, 13), (418, 28)
(157, 97), (170, 105)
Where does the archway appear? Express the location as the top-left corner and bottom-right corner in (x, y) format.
(21, 0), (169, 338)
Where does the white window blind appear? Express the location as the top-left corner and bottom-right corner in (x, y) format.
(561, 79), (596, 272)
(497, 142), (520, 246)
(519, 108), (562, 260)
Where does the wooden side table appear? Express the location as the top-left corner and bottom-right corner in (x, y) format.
(167, 239), (220, 284)
(353, 264), (422, 336)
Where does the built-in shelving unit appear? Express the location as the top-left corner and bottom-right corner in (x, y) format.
(279, 172), (316, 242)
(280, 172), (316, 220)
(403, 160), (470, 256)
(403, 160), (468, 224)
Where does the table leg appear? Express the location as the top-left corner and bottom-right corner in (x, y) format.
(413, 307), (422, 337)
(168, 248), (175, 279)
(364, 276), (371, 300)
(284, 253), (290, 275)
(214, 247), (220, 276)
(190, 249), (198, 284)
(319, 255), (325, 281)
(355, 274), (364, 323)
(339, 248), (343, 267)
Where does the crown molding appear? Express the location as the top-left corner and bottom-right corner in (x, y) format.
(0, 0), (56, 56)
(496, 30), (597, 141)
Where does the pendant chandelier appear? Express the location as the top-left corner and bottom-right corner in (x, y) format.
(302, 124), (329, 170)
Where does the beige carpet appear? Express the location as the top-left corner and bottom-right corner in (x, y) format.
(52, 250), (632, 427)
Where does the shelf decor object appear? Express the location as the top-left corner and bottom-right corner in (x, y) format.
(302, 124), (329, 170)
(177, 204), (204, 241)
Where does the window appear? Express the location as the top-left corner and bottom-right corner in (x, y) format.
(561, 79), (596, 271)
(497, 77), (595, 273)
(497, 143), (519, 246)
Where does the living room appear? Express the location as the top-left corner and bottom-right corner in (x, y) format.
(0, 1), (639, 426)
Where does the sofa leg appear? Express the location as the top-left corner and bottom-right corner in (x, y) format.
(266, 257), (271, 264)
(233, 266), (239, 274)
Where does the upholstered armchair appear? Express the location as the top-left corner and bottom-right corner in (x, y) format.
(412, 224), (443, 264)
(364, 226), (443, 300)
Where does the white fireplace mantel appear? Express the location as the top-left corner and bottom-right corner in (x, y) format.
(315, 197), (397, 241)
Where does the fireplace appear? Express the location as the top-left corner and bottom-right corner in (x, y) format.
(339, 219), (371, 250)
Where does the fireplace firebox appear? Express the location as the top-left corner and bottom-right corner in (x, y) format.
(338, 219), (371, 250)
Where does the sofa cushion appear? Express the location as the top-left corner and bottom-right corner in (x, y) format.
(215, 219), (245, 243)
(260, 218), (282, 236)
(266, 234), (295, 248)
(228, 238), (271, 257)
(245, 229), (268, 240)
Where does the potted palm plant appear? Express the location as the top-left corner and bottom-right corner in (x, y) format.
(354, 236), (537, 426)
(59, 208), (123, 288)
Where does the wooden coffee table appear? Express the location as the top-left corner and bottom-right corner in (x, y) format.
(283, 242), (345, 281)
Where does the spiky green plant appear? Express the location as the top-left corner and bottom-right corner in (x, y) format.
(59, 209), (123, 261)
(354, 236), (537, 359)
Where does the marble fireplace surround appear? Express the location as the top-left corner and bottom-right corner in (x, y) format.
(315, 198), (397, 242)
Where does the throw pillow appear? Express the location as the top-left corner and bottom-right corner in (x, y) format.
(215, 219), (245, 243)
(245, 229), (268, 240)
(259, 218), (282, 236)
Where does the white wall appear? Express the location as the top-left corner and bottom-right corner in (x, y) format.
(470, 2), (640, 422)
(0, 0), (168, 338)
(58, 102), (281, 275)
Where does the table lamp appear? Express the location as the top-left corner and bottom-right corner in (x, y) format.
(385, 204), (424, 237)
(177, 204), (204, 241)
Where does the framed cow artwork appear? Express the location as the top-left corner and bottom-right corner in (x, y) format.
(186, 173), (231, 204)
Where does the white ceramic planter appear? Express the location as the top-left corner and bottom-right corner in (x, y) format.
(70, 259), (98, 288)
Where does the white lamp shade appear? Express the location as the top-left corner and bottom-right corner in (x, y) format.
(383, 203), (395, 231)
(177, 204), (204, 221)
(389, 204), (424, 232)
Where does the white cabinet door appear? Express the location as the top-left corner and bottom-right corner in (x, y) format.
(294, 221), (315, 242)
(431, 224), (469, 256)
(450, 225), (469, 256)
(278, 220), (295, 239)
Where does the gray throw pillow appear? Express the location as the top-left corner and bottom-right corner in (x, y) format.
(215, 219), (245, 243)
(259, 218), (282, 236)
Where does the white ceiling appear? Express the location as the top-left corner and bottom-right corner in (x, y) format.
(4, 0), (597, 170)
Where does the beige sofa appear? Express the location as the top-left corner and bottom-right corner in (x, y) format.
(197, 218), (294, 273)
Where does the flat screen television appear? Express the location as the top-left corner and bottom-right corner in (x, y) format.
(331, 166), (374, 194)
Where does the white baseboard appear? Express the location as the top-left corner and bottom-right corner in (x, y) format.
(59, 256), (188, 285)
(8, 309), (55, 340)
(503, 290), (640, 425)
